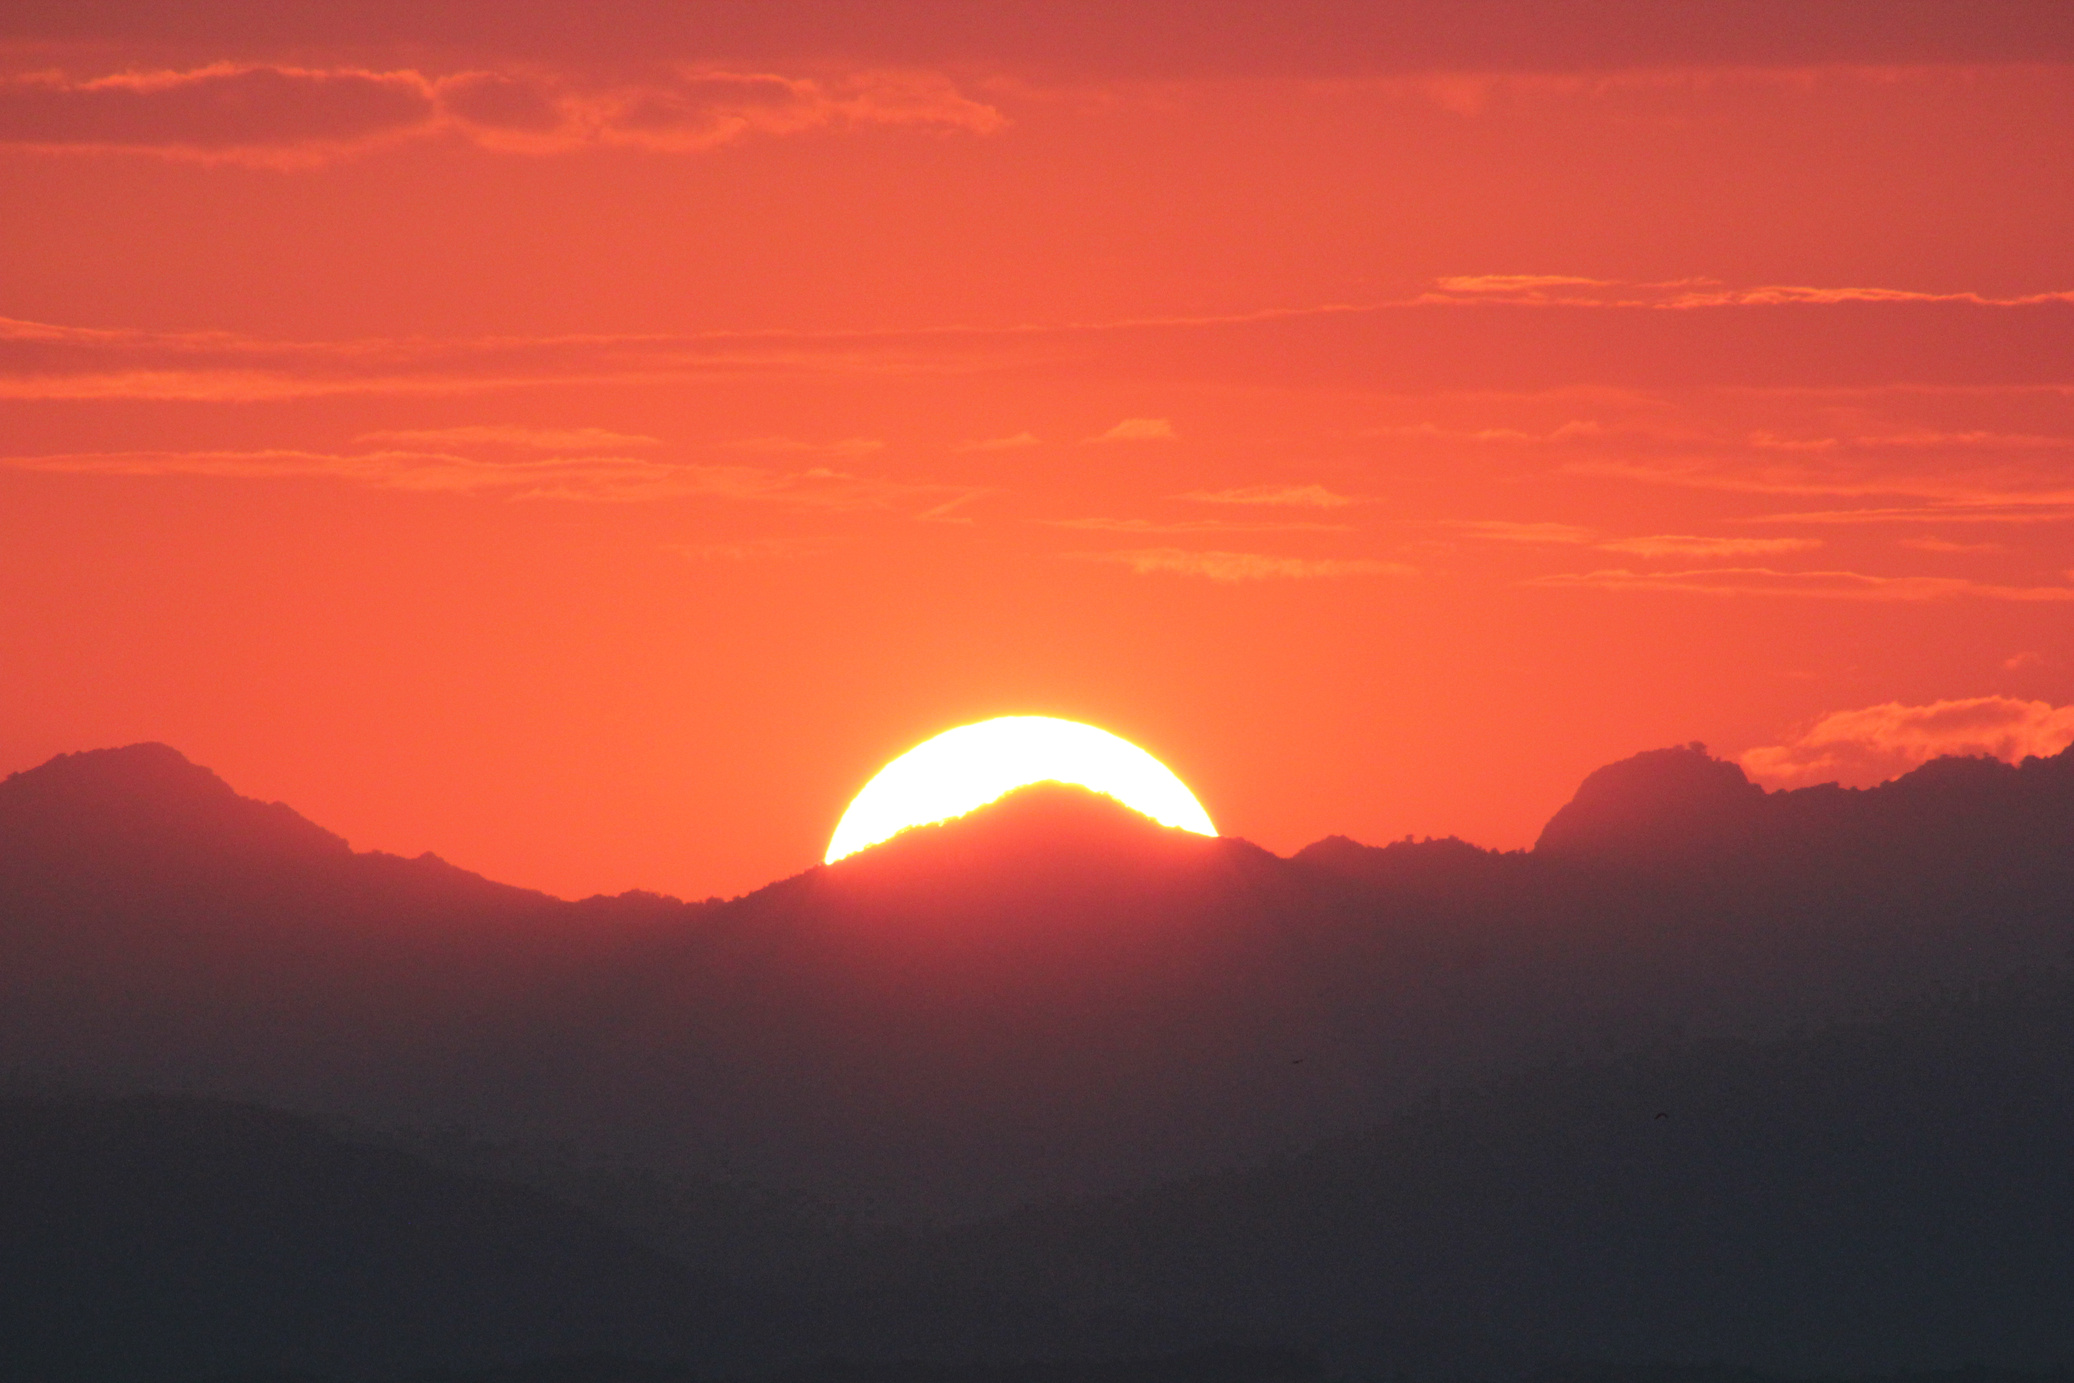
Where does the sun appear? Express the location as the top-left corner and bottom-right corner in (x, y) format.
(825, 716), (1217, 863)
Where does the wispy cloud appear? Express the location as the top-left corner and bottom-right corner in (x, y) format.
(7, 265), (2071, 405)
(1448, 520), (1596, 544)
(1594, 534), (1822, 557)
(1439, 519), (1822, 557)
(0, 311), (963, 401)
(1528, 566), (2074, 601)
(0, 446), (979, 510)
(0, 64), (1003, 166)
(1751, 500), (2074, 525)
(1047, 516), (1350, 534)
(1070, 548), (1413, 581)
(1089, 417), (1177, 442)
(356, 425), (661, 450)
(1748, 428), (2074, 453)
(1372, 419), (1609, 445)
(1182, 484), (1360, 508)
(1741, 696), (2074, 789)
(1391, 63), (2074, 119)
(1899, 536), (2004, 553)
(725, 436), (885, 458)
(1579, 460), (2074, 525)
(0, 64), (434, 165)
(956, 432), (1042, 452)
(1426, 274), (2074, 310)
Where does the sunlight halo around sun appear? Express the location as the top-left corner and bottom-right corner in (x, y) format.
(824, 716), (1217, 863)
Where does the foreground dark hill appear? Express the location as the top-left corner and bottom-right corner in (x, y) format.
(2, 741), (2071, 1218)
(847, 971), (2074, 1377)
(0, 1091), (781, 1382)
(9, 976), (2071, 1382)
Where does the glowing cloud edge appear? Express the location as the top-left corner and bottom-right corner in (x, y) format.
(824, 716), (1217, 863)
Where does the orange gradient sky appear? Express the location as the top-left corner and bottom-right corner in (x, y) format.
(5, 2), (2074, 898)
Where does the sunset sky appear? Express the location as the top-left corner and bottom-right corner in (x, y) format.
(5, 2), (2073, 899)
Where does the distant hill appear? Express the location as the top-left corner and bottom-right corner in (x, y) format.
(0, 1090), (785, 1383)
(4, 740), (2074, 1378)
(2, 741), (2070, 1220)
(13, 978), (2072, 1382)
(842, 970), (2074, 1377)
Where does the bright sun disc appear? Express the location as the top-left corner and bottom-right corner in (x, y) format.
(825, 716), (1217, 863)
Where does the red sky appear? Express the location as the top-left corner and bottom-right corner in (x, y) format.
(5, 2), (2073, 899)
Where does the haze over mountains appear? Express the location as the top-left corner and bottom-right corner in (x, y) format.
(2, 741), (2072, 1379)
(4, 740), (2070, 1219)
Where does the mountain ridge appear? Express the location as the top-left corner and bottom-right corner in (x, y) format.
(18, 736), (2074, 900)
(2, 739), (2070, 1219)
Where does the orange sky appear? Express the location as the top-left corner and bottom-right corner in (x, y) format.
(5, 2), (2073, 899)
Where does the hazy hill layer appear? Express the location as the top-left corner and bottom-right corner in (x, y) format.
(2, 741), (2070, 1219)
(0, 1091), (781, 1383)
(845, 972), (2074, 1377)
(9, 978), (2071, 1382)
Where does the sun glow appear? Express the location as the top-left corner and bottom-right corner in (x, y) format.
(824, 716), (1217, 863)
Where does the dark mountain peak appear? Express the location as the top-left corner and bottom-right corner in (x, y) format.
(0, 742), (349, 866)
(826, 780), (1226, 879)
(801, 782), (1273, 966)
(1291, 833), (1511, 899)
(1876, 739), (2074, 798)
(7, 741), (225, 800)
(1534, 742), (1766, 865)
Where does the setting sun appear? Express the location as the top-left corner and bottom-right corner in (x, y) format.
(824, 716), (1217, 863)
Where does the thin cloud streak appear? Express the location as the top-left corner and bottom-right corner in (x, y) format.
(0, 63), (1003, 166)
(1595, 534), (1822, 557)
(5, 270), (2072, 403)
(1182, 484), (1361, 508)
(726, 436), (886, 458)
(1427, 273), (2074, 310)
(1579, 460), (2074, 524)
(1441, 520), (1823, 556)
(356, 425), (662, 450)
(1448, 520), (1596, 544)
(0, 447), (981, 509)
(1748, 427), (2074, 452)
(1089, 417), (1177, 442)
(1900, 536), (2005, 553)
(1529, 566), (2074, 601)
(1047, 517), (1352, 534)
(1070, 547), (1414, 581)
(1750, 501), (2074, 525)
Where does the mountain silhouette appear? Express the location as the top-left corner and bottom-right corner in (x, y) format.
(830, 971), (2074, 1378)
(4, 741), (2074, 1379)
(1534, 742), (1769, 864)
(3, 741), (2071, 1220)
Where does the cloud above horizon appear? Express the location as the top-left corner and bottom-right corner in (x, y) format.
(0, 63), (1002, 165)
(1048, 516), (1350, 534)
(1742, 696), (2074, 789)
(356, 425), (663, 450)
(1182, 484), (1359, 508)
(1089, 417), (1177, 442)
(1594, 534), (1822, 558)
(1441, 521), (1820, 557)
(0, 445), (979, 510)
(1528, 566), (2074, 602)
(4, 271), (2072, 403)
(1069, 547), (1412, 581)
(1425, 273), (2074, 311)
